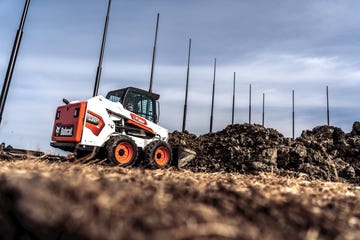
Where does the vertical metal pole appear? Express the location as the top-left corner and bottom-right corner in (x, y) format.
(231, 72), (236, 125)
(248, 84), (252, 124)
(149, 13), (160, 93)
(93, 0), (112, 97)
(292, 90), (295, 139)
(326, 86), (330, 125)
(0, 0), (31, 125)
(209, 58), (216, 133)
(262, 93), (265, 126)
(182, 38), (192, 132)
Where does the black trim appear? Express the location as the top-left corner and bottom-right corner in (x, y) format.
(50, 142), (97, 153)
(50, 142), (77, 152)
(106, 87), (160, 101)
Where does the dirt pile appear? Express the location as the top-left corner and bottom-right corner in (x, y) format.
(2, 122), (360, 183)
(170, 122), (360, 184)
(297, 125), (358, 182)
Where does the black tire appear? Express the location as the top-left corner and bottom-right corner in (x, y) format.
(144, 140), (172, 168)
(106, 135), (138, 167)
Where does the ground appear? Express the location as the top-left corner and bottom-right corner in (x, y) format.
(0, 159), (359, 240)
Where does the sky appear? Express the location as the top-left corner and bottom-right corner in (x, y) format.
(1, 0), (360, 153)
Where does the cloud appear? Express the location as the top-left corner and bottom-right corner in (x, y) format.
(3, 50), (360, 152)
(2, 0), (360, 153)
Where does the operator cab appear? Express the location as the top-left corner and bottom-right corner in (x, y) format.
(106, 87), (160, 123)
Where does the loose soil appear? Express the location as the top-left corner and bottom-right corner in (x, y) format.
(1, 123), (360, 239)
(0, 160), (359, 240)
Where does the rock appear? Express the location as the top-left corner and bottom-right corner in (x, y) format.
(350, 121), (360, 136)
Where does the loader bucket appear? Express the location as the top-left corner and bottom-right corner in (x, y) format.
(172, 147), (196, 168)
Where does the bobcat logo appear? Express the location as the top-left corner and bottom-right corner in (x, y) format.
(130, 113), (147, 125)
(55, 124), (73, 137)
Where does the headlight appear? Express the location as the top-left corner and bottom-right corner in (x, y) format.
(85, 110), (105, 136)
(86, 113), (100, 125)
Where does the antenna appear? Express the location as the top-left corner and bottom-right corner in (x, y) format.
(209, 58), (216, 133)
(149, 13), (160, 93)
(231, 72), (236, 125)
(262, 93), (265, 126)
(182, 38), (192, 132)
(326, 86), (330, 125)
(292, 90), (295, 139)
(248, 84), (252, 124)
(0, 0), (31, 125)
(93, 0), (112, 97)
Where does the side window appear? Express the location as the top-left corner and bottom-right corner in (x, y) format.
(125, 91), (155, 122)
(106, 90), (124, 103)
(108, 95), (121, 102)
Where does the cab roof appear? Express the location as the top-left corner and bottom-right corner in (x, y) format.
(106, 87), (160, 101)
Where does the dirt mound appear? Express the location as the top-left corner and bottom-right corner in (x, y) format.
(297, 125), (357, 181)
(169, 123), (360, 184)
(0, 160), (359, 240)
(2, 122), (360, 184)
(185, 124), (286, 173)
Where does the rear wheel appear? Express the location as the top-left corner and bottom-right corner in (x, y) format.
(144, 140), (172, 168)
(106, 136), (138, 167)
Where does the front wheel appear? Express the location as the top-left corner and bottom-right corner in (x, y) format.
(144, 140), (173, 168)
(106, 136), (138, 167)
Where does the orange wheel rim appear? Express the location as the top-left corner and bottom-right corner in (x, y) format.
(154, 146), (169, 166)
(115, 142), (133, 164)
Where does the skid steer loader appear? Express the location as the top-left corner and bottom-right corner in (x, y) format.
(50, 87), (177, 168)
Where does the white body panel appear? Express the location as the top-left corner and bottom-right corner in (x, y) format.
(78, 96), (168, 149)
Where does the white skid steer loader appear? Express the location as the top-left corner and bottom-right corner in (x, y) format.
(50, 87), (177, 168)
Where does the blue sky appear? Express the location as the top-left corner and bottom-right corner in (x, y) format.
(1, 0), (360, 153)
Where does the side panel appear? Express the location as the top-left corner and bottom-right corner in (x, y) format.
(51, 102), (87, 143)
(80, 97), (117, 147)
(79, 96), (168, 148)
